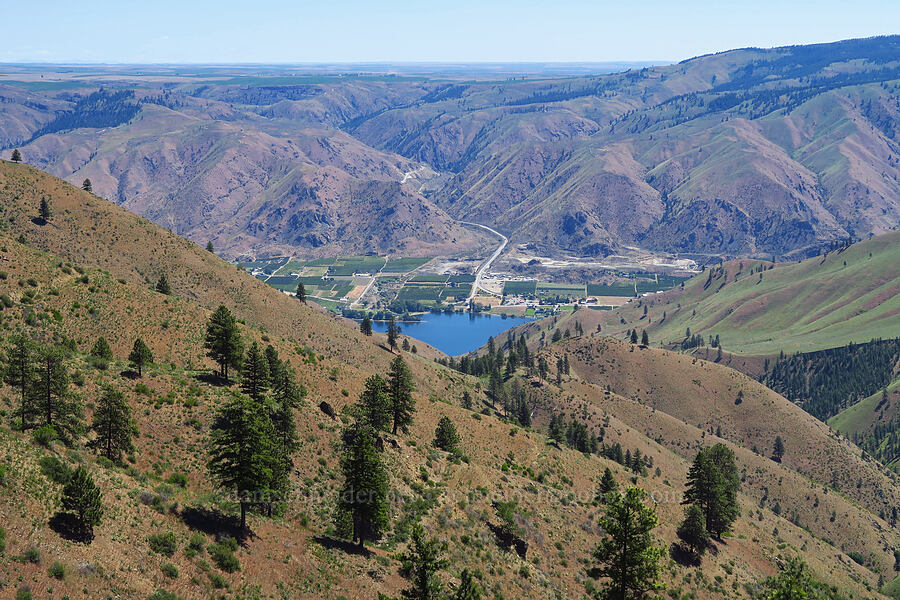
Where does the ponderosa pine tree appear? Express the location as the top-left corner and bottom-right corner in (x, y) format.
(4, 333), (35, 431)
(630, 329), (639, 344)
(336, 423), (389, 547)
(39, 197), (52, 223)
(268, 361), (303, 507)
(676, 504), (710, 557)
(592, 487), (664, 600)
(155, 274), (172, 295)
(453, 569), (483, 600)
(399, 523), (448, 600)
(597, 466), (618, 500)
(90, 337), (113, 361)
(682, 443), (740, 538)
(82, 178), (92, 193)
(772, 435), (785, 463)
(388, 355), (415, 434)
(387, 316), (401, 352)
(433, 416), (460, 454)
(31, 345), (82, 440)
(264, 344), (280, 377)
(359, 374), (391, 432)
(206, 241), (214, 253)
(360, 316), (373, 336)
(296, 282), (306, 303)
(204, 305), (244, 382)
(89, 388), (134, 462)
(128, 338), (153, 377)
(10, 149), (22, 163)
(765, 557), (830, 600)
(240, 342), (269, 402)
(207, 392), (276, 530)
(60, 466), (103, 536)
(641, 330), (649, 347)
(461, 390), (473, 410)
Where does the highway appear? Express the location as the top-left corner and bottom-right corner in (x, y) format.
(460, 221), (508, 303)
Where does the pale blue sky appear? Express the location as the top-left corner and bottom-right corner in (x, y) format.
(5, 0), (899, 63)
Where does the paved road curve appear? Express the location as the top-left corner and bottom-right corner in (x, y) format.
(460, 221), (508, 303)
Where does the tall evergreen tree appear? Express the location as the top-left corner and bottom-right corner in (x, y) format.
(269, 362), (302, 504)
(89, 388), (134, 462)
(676, 504), (710, 557)
(772, 435), (785, 463)
(336, 424), (389, 547)
(39, 197), (52, 222)
(592, 487), (664, 600)
(388, 355), (416, 434)
(359, 375), (391, 432)
(641, 330), (649, 346)
(10, 149), (22, 163)
(765, 557), (832, 600)
(207, 393), (276, 530)
(296, 282), (306, 303)
(630, 329), (639, 344)
(433, 416), (460, 454)
(128, 338), (153, 377)
(387, 316), (401, 353)
(597, 467), (618, 500)
(204, 305), (244, 382)
(240, 342), (270, 402)
(400, 523), (448, 600)
(31, 345), (82, 439)
(60, 466), (103, 536)
(4, 333), (35, 431)
(81, 178), (93, 193)
(360, 316), (373, 336)
(682, 444), (740, 537)
(206, 241), (214, 253)
(264, 344), (281, 378)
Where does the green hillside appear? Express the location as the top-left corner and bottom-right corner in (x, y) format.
(600, 231), (900, 356)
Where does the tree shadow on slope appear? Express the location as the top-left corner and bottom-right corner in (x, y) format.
(49, 512), (95, 544)
(312, 536), (373, 558)
(179, 505), (249, 544)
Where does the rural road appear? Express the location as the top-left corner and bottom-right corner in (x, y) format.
(460, 221), (508, 303)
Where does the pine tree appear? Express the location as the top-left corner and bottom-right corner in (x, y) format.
(388, 355), (415, 435)
(4, 333), (35, 431)
(387, 316), (401, 352)
(240, 342), (269, 402)
(204, 305), (244, 382)
(461, 390), (473, 410)
(89, 388), (134, 462)
(359, 374), (391, 431)
(453, 569), (483, 600)
(676, 504), (710, 557)
(336, 424), (389, 547)
(155, 274), (172, 295)
(264, 344), (281, 377)
(10, 149), (22, 163)
(207, 393), (276, 530)
(683, 443), (740, 537)
(360, 316), (373, 336)
(206, 241), (214, 253)
(81, 178), (92, 193)
(402, 337), (411, 352)
(128, 338), (153, 377)
(90, 337), (113, 361)
(630, 329), (638, 344)
(641, 330), (649, 346)
(39, 197), (52, 222)
(592, 487), (664, 600)
(31, 345), (82, 439)
(60, 466), (103, 535)
(269, 362), (302, 503)
(772, 435), (785, 463)
(765, 557), (829, 600)
(433, 416), (460, 453)
(400, 523), (448, 600)
(597, 467), (618, 500)
(296, 282), (306, 303)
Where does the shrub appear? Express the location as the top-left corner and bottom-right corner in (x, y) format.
(16, 587), (33, 600)
(185, 533), (205, 558)
(21, 547), (41, 564)
(208, 573), (228, 589)
(208, 540), (240, 573)
(0, 463), (7, 485)
(48, 561), (66, 579)
(167, 472), (188, 488)
(39, 456), (72, 485)
(32, 425), (58, 447)
(160, 563), (178, 579)
(147, 590), (183, 600)
(148, 532), (178, 557)
(0, 526), (6, 553)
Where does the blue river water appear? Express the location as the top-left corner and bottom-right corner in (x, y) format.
(371, 312), (534, 356)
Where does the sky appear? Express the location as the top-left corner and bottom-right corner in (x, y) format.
(5, 0), (899, 64)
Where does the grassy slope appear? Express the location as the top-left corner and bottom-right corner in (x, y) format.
(590, 230), (900, 356)
(0, 161), (895, 599)
(829, 376), (900, 436)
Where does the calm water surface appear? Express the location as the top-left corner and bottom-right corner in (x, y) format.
(371, 312), (534, 356)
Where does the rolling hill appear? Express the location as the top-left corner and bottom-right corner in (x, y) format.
(1, 163), (899, 599)
(1, 36), (899, 259)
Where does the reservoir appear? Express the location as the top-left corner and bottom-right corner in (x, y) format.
(371, 312), (534, 356)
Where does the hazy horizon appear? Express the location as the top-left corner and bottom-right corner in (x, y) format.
(5, 0), (898, 64)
